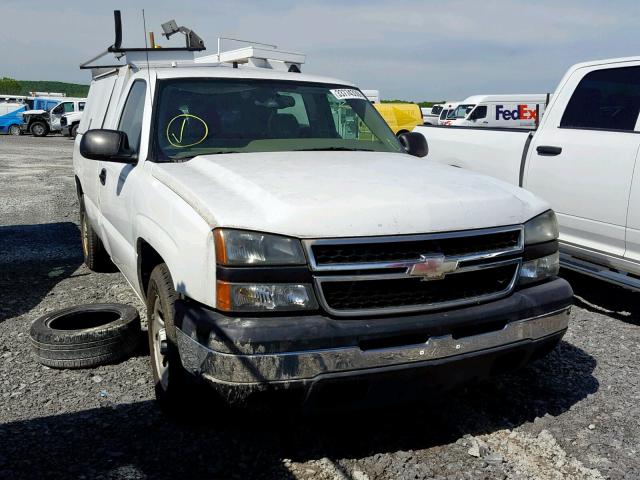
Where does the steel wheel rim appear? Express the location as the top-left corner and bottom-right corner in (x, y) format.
(9, 125), (19, 135)
(152, 296), (169, 390)
(32, 124), (44, 135)
(81, 215), (89, 257)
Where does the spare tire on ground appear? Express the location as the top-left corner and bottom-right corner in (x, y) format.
(30, 304), (141, 369)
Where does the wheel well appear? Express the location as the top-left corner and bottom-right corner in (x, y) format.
(137, 239), (164, 299)
(396, 129), (410, 136)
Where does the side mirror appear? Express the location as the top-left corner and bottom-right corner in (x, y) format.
(80, 129), (137, 163)
(398, 132), (428, 158)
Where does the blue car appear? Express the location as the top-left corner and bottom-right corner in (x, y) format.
(0, 101), (27, 135)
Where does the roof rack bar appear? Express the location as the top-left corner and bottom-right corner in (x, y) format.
(79, 10), (205, 72)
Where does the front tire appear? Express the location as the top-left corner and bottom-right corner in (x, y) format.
(80, 196), (111, 271)
(147, 263), (194, 411)
(8, 124), (21, 136)
(30, 121), (49, 137)
(71, 124), (79, 138)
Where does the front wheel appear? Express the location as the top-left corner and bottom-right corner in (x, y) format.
(147, 263), (195, 411)
(71, 124), (79, 139)
(80, 196), (111, 271)
(30, 121), (49, 137)
(8, 124), (21, 136)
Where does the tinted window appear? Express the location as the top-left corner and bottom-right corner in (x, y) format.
(63, 102), (74, 113)
(560, 66), (640, 131)
(431, 105), (443, 116)
(439, 109), (449, 120)
(470, 105), (487, 120)
(118, 81), (146, 152)
(79, 102), (85, 111)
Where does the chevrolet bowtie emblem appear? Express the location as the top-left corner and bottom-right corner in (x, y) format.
(407, 254), (459, 281)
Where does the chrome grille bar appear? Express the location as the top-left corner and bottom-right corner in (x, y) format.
(303, 225), (524, 317)
(302, 225), (524, 272)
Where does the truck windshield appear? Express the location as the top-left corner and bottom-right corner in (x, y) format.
(451, 104), (475, 119)
(153, 79), (404, 160)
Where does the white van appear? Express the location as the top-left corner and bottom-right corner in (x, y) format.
(438, 102), (460, 125)
(449, 95), (549, 129)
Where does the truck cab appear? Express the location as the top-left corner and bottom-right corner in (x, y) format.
(73, 12), (572, 408)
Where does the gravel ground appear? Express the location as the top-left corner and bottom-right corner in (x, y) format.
(0, 135), (639, 480)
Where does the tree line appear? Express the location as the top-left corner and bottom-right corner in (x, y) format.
(0, 77), (89, 97)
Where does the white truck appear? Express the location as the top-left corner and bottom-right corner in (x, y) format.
(21, 97), (86, 136)
(421, 104), (444, 125)
(61, 110), (83, 138)
(73, 12), (572, 408)
(414, 56), (640, 291)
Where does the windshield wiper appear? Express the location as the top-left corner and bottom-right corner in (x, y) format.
(294, 147), (374, 152)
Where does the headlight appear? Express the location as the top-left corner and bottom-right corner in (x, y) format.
(519, 252), (560, 285)
(524, 210), (558, 245)
(214, 229), (306, 266)
(216, 281), (318, 312)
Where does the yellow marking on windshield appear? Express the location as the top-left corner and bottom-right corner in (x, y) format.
(166, 113), (209, 148)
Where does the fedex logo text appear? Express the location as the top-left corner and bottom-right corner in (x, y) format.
(495, 104), (538, 121)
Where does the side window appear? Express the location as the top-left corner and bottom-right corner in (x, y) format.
(118, 81), (147, 152)
(63, 102), (74, 113)
(79, 102), (85, 111)
(560, 66), (640, 131)
(470, 105), (487, 120)
(52, 104), (64, 114)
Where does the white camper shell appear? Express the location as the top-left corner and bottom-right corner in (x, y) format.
(448, 94), (549, 129)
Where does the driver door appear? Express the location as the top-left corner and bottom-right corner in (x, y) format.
(50, 101), (74, 131)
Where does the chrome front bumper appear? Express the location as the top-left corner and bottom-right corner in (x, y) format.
(176, 307), (570, 386)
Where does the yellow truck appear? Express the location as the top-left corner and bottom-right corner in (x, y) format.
(373, 102), (423, 135)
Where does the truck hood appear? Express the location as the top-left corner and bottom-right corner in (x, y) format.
(151, 151), (549, 238)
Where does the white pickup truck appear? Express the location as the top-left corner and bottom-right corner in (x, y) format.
(415, 56), (640, 291)
(73, 12), (572, 409)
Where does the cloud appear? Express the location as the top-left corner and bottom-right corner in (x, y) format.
(2, 0), (639, 100)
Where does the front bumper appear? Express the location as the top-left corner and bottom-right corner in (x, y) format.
(175, 278), (572, 390)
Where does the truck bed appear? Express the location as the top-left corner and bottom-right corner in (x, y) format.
(413, 125), (533, 186)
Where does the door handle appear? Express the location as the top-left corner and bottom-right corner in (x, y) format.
(99, 168), (107, 185)
(536, 145), (562, 156)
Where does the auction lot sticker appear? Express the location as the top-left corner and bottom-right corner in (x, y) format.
(330, 89), (368, 101)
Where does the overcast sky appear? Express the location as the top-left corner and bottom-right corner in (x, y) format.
(2, 0), (640, 101)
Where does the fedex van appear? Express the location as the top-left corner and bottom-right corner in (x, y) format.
(448, 95), (549, 129)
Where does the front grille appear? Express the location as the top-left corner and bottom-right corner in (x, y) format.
(311, 229), (520, 267)
(304, 226), (523, 317)
(320, 264), (518, 312)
